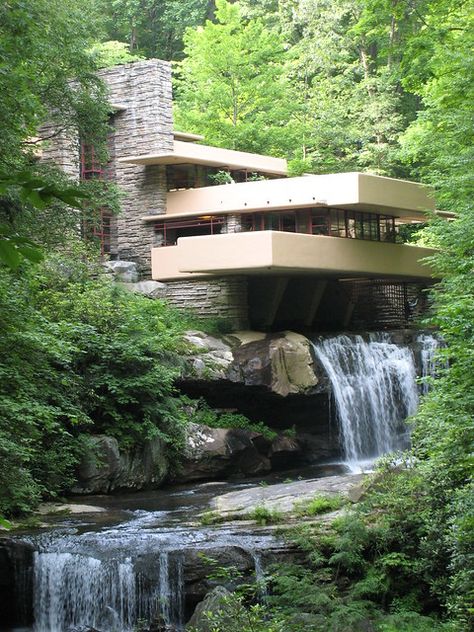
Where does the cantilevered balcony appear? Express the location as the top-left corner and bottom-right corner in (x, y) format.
(152, 172), (436, 222)
(151, 231), (436, 282)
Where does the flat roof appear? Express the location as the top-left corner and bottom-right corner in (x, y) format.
(118, 140), (288, 176)
(173, 130), (205, 142)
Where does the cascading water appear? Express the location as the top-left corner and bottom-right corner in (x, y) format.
(31, 532), (185, 632)
(14, 503), (278, 632)
(312, 333), (420, 471)
(418, 333), (445, 394)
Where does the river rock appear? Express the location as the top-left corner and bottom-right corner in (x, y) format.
(186, 586), (233, 631)
(211, 473), (365, 517)
(268, 434), (302, 468)
(173, 423), (270, 483)
(72, 435), (168, 494)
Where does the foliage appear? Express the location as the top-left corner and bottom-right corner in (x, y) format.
(199, 510), (225, 526)
(187, 397), (277, 440)
(295, 494), (346, 517)
(90, 40), (145, 68)
(0, 252), (191, 516)
(96, 0), (215, 61)
(246, 505), (283, 526)
(0, 0), (108, 171)
(174, 0), (303, 156)
(208, 170), (235, 185)
(0, 169), (88, 268)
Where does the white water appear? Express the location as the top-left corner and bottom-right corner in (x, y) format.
(313, 333), (422, 471)
(418, 333), (444, 394)
(19, 333), (442, 631)
(33, 550), (162, 632)
(26, 510), (276, 632)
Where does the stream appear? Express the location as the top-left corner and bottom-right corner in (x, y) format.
(1, 332), (441, 632)
(2, 464), (346, 632)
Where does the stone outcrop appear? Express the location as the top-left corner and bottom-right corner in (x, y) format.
(186, 586), (232, 632)
(211, 473), (365, 517)
(123, 279), (167, 298)
(72, 435), (168, 494)
(104, 260), (140, 283)
(175, 423), (271, 482)
(181, 330), (327, 397)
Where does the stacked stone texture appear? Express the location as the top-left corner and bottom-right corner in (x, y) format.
(164, 277), (249, 329)
(99, 60), (173, 275)
(221, 214), (242, 234)
(39, 122), (81, 180)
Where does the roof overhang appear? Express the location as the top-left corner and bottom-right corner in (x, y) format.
(173, 130), (205, 142)
(118, 140), (288, 176)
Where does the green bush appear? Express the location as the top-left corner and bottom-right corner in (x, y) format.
(295, 494), (346, 517)
(247, 505), (283, 526)
(0, 253), (191, 515)
(187, 397), (277, 440)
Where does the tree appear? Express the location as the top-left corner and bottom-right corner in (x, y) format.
(90, 40), (145, 68)
(97, 0), (216, 61)
(0, 1), (115, 264)
(0, 0), (109, 171)
(174, 0), (304, 157)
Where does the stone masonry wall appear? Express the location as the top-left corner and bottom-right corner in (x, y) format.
(164, 277), (249, 330)
(40, 123), (80, 179)
(99, 60), (173, 276)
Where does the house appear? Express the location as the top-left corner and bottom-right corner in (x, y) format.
(43, 59), (439, 331)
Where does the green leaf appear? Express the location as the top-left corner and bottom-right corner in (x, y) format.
(17, 244), (44, 263)
(0, 240), (21, 269)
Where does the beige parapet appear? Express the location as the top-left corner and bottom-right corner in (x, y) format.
(160, 172), (435, 221)
(151, 231), (436, 282)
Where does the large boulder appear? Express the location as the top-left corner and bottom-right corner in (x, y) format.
(211, 473), (365, 517)
(186, 586), (233, 632)
(173, 423), (270, 483)
(122, 280), (167, 298)
(181, 330), (326, 397)
(72, 435), (168, 494)
(103, 260), (139, 283)
(183, 331), (237, 382)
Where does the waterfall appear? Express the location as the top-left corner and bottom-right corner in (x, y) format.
(312, 333), (419, 470)
(26, 517), (274, 632)
(417, 333), (444, 394)
(32, 537), (185, 632)
(250, 551), (267, 600)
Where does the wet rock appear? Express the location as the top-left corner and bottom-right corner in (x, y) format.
(268, 434), (302, 468)
(37, 503), (106, 515)
(211, 473), (366, 517)
(0, 539), (34, 626)
(173, 423), (270, 483)
(72, 435), (168, 494)
(186, 586), (233, 631)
